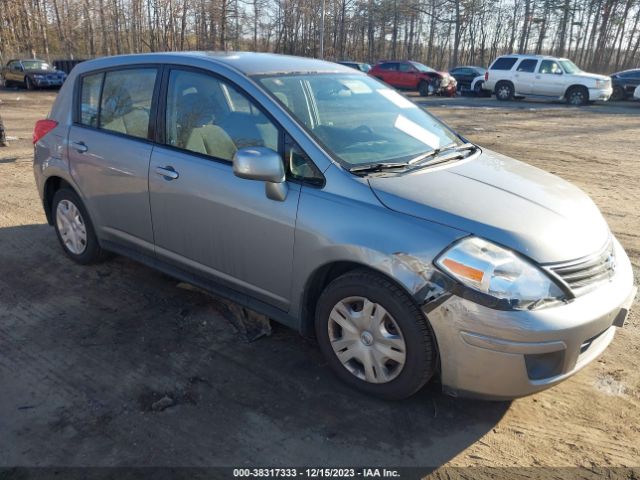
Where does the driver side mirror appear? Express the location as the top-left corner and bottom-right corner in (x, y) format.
(233, 147), (288, 201)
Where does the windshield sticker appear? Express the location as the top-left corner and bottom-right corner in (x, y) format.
(394, 115), (440, 149)
(377, 89), (418, 109)
(340, 79), (373, 94)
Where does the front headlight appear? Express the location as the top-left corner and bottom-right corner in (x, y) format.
(595, 79), (609, 89)
(435, 236), (565, 309)
(440, 77), (450, 87)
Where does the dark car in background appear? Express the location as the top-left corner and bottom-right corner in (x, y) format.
(0, 59), (67, 90)
(449, 65), (488, 95)
(338, 61), (371, 73)
(369, 60), (457, 96)
(610, 69), (640, 101)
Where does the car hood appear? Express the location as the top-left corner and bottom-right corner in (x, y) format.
(25, 69), (62, 75)
(367, 149), (610, 264)
(567, 71), (609, 82)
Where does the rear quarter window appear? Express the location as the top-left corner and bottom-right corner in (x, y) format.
(79, 72), (103, 128)
(490, 57), (518, 70)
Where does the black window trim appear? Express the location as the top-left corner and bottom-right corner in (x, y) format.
(155, 64), (325, 187)
(73, 63), (163, 145)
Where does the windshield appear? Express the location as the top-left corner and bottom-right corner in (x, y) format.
(22, 61), (52, 71)
(559, 60), (581, 74)
(411, 62), (435, 73)
(257, 73), (461, 167)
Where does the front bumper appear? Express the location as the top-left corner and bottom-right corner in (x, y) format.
(589, 86), (613, 101)
(33, 77), (65, 87)
(425, 237), (636, 399)
(439, 83), (457, 97)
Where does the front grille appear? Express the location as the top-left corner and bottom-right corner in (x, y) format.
(546, 238), (615, 293)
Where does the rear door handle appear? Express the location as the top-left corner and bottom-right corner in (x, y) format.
(71, 141), (88, 153)
(155, 166), (179, 180)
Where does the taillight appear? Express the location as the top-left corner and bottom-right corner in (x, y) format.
(484, 71), (489, 81)
(33, 119), (58, 144)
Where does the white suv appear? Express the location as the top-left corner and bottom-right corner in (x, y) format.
(483, 54), (612, 105)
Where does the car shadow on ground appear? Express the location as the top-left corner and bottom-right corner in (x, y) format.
(0, 224), (510, 469)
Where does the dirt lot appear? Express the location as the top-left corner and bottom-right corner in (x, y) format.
(1, 89), (639, 475)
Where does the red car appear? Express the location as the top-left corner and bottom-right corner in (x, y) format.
(369, 60), (457, 97)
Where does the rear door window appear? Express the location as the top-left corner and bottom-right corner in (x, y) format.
(517, 59), (538, 73)
(491, 57), (518, 70)
(99, 68), (158, 139)
(378, 63), (398, 71)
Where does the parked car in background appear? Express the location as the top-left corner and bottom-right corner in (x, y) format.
(339, 61), (371, 73)
(610, 69), (640, 101)
(33, 52), (635, 400)
(483, 54), (612, 105)
(449, 65), (488, 95)
(369, 60), (457, 96)
(0, 59), (67, 90)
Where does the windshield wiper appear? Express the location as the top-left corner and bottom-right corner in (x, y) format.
(348, 161), (410, 173)
(348, 143), (478, 174)
(408, 142), (478, 165)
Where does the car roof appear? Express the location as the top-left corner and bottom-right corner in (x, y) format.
(451, 65), (486, 70)
(495, 54), (569, 61)
(72, 51), (355, 76)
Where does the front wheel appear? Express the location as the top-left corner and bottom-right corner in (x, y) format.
(566, 86), (589, 106)
(610, 86), (625, 101)
(315, 270), (437, 400)
(52, 188), (106, 264)
(418, 80), (430, 97)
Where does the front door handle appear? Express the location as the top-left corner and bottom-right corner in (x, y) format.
(71, 141), (88, 153)
(155, 166), (179, 180)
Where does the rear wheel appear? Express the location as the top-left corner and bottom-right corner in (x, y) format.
(52, 188), (106, 264)
(495, 81), (514, 101)
(315, 270), (437, 400)
(473, 81), (484, 96)
(566, 86), (589, 106)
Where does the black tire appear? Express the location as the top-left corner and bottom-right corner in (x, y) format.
(473, 81), (484, 96)
(495, 81), (514, 101)
(52, 188), (106, 264)
(418, 80), (430, 97)
(610, 86), (625, 101)
(315, 270), (437, 400)
(566, 86), (589, 106)
(25, 76), (35, 90)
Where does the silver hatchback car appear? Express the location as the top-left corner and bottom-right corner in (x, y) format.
(33, 52), (636, 400)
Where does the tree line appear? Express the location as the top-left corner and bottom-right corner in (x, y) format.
(1, 0), (639, 73)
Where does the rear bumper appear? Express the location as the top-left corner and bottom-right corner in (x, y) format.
(589, 86), (612, 101)
(425, 237), (636, 400)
